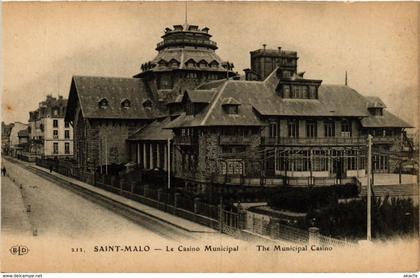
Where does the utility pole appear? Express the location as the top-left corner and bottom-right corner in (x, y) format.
(167, 138), (171, 190)
(99, 138), (103, 174)
(105, 136), (108, 175)
(367, 134), (372, 241)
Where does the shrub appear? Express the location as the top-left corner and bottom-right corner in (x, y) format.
(310, 196), (419, 240)
(268, 184), (359, 213)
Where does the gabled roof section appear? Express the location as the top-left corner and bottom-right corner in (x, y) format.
(221, 97), (241, 106)
(366, 96), (387, 108)
(183, 89), (217, 104)
(361, 110), (412, 128)
(128, 117), (173, 141)
(66, 76), (163, 121)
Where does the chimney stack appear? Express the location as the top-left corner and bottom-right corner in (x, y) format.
(263, 44), (266, 51)
(278, 47), (282, 53)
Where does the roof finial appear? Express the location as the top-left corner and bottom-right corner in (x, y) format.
(345, 70), (348, 86)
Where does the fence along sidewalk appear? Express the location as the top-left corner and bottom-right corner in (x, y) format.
(34, 158), (358, 245)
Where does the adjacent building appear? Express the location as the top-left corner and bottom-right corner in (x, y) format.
(28, 95), (74, 159)
(1, 122), (14, 155)
(8, 122), (28, 158)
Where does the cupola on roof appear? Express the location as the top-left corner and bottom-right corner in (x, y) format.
(157, 23), (217, 51)
(136, 23), (236, 78)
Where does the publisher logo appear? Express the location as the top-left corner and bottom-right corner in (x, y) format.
(9, 245), (29, 256)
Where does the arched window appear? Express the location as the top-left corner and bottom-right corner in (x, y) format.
(98, 98), (109, 109)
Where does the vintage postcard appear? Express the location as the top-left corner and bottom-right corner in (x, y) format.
(1, 1), (419, 273)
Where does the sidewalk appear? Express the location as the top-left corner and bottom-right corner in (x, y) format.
(28, 163), (217, 233)
(1, 174), (32, 235)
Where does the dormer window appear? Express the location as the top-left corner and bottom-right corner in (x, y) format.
(198, 60), (208, 68)
(367, 97), (386, 116)
(222, 97), (241, 115)
(185, 59), (196, 68)
(209, 60), (219, 68)
(169, 59), (180, 68)
(121, 98), (131, 109)
(226, 105), (239, 114)
(158, 59), (167, 66)
(98, 98), (109, 109)
(142, 99), (152, 110)
(368, 108), (383, 116)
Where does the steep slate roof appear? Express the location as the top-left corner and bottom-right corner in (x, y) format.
(166, 70), (410, 129)
(128, 117), (173, 141)
(66, 76), (163, 121)
(361, 110), (412, 128)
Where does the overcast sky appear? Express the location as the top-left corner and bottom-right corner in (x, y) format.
(2, 2), (419, 128)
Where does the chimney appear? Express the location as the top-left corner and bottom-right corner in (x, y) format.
(278, 47), (282, 53)
(262, 44), (266, 51)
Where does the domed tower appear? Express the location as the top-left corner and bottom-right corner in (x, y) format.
(134, 23), (236, 102)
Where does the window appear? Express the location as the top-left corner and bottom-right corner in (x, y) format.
(282, 85), (290, 98)
(65, 130), (70, 139)
(225, 105), (239, 114)
(53, 130), (59, 139)
(282, 71), (291, 78)
(341, 120), (352, 137)
(186, 72), (198, 79)
(208, 73), (218, 80)
(292, 86), (299, 98)
(309, 86), (317, 99)
(142, 99), (152, 109)
(324, 120), (335, 137)
(121, 99), (131, 109)
(287, 120), (299, 138)
(53, 120), (58, 128)
(53, 108), (59, 116)
(306, 120), (317, 138)
(65, 143), (70, 154)
(369, 108), (383, 116)
(186, 103), (194, 115)
(373, 154), (388, 171)
(65, 122), (70, 128)
(53, 143), (59, 154)
(269, 122), (278, 138)
(98, 98), (109, 109)
(385, 129), (393, 137)
(226, 160), (244, 175)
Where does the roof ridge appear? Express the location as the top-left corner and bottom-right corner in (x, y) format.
(200, 80), (231, 126)
(73, 75), (141, 80)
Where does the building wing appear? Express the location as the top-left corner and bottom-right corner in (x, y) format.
(65, 76), (164, 121)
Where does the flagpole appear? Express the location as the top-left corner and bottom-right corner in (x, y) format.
(367, 134), (372, 241)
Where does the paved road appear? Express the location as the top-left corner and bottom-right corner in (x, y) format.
(1, 159), (212, 242)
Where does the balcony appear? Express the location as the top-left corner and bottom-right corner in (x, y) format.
(261, 137), (367, 146)
(371, 136), (398, 145)
(219, 135), (257, 145)
(156, 39), (217, 50)
(173, 136), (198, 146)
